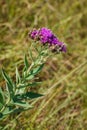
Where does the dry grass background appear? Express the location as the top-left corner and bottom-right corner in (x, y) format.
(0, 0), (87, 130)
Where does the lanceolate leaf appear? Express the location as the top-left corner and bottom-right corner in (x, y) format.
(13, 100), (33, 108)
(0, 103), (3, 110)
(2, 69), (14, 97)
(2, 107), (14, 115)
(25, 75), (34, 80)
(18, 82), (41, 89)
(2, 69), (13, 85)
(0, 113), (3, 119)
(0, 87), (5, 105)
(14, 92), (43, 100)
(29, 47), (34, 61)
(31, 63), (44, 75)
(6, 82), (14, 98)
(24, 92), (43, 99)
(24, 55), (29, 70)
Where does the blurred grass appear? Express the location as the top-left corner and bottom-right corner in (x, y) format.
(0, 0), (87, 130)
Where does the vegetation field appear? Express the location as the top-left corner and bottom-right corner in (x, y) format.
(0, 0), (87, 130)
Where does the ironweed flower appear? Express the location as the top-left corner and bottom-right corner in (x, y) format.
(29, 27), (66, 52)
(29, 29), (39, 39)
(0, 28), (67, 120)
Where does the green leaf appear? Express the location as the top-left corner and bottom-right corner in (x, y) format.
(31, 63), (44, 75)
(12, 106), (33, 114)
(13, 100), (33, 108)
(24, 55), (29, 70)
(25, 63), (44, 81)
(0, 87), (5, 105)
(2, 69), (14, 97)
(1, 107), (32, 117)
(17, 82), (41, 89)
(1, 106), (26, 117)
(2, 69), (13, 85)
(24, 92), (43, 99)
(14, 92), (43, 101)
(29, 47), (34, 61)
(0, 113), (3, 119)
(26, 75), (34, 80)
(16, 67), (21, 84)
(2, 107), (14, 115)
(6, 82), (14, 98)
(0, 103), (3, 110)
(17, 83), (30, 89)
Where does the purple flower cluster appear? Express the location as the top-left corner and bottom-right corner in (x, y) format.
(29, 27), (66, 52)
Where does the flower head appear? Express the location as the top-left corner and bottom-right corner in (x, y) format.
(29, 29), (39, 39)
(39, 28), (53, 43)
(29, 27), (66, 52)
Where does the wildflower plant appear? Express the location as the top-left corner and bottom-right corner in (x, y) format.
(0, 27), (66, 120)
